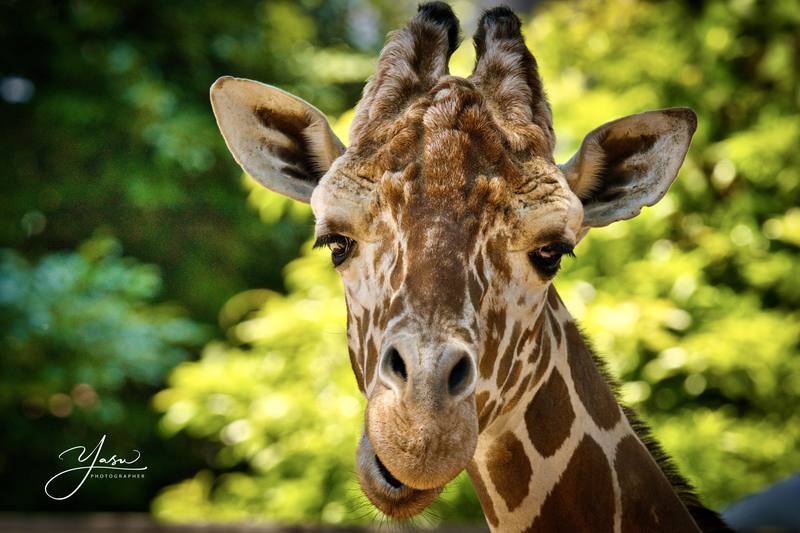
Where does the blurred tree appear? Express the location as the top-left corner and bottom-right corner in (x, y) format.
(152, 0), (800, 525)
(0, 0), (386, 322)
(0, 235), (206, 510)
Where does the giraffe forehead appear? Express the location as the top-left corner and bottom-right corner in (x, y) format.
(314, 153), (576, 244)
(312, 78), (581, 246)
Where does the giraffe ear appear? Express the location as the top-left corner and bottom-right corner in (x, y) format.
(210, 76), (345, 203)
(559, 108), (697, 228)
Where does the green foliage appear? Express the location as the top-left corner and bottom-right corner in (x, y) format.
(1, 237), (203, 396)
(152, 240), (362, 523)
(0, 236), (206, 510)
(0, 0), (381, 322)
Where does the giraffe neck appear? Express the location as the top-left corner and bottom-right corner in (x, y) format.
(468, 287), (701, 533)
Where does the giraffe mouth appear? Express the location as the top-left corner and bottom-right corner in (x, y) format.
(375, 454), (404, 489)
(356, 434), (443, 519)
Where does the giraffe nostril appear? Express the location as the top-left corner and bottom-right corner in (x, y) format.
(447, 355), (472, 396)
(388, 347), (407, 381)
(378, 345), (412, 395)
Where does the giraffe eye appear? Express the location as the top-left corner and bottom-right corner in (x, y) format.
(314, 234), (355, 267)
(529, 242), (575, 277)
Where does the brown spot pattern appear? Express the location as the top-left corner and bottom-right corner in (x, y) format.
(467, 270), (483, 310)
(537, 328), (551, 368)
(547, 285), (561, 309)
(501, 372), (531, 416)
(389, 247), (404, 291)
(496, 321), (521, 388)
(616, 435), (701, 532)
(564, 321), (621, 429)
(364, 337), (378, 387)
(548, 307), (562, 348)
(486, 431), (532, 512)
(480, 307), (505, 378)
(531, 345), (550, 387)
(524, 310), (553, 393)
(527, 310), (547, 365)
(501, 360), (521, 395)
(524, 369), (574, 457)
(467, 461), (499, 528)
(347, 345), (365, 394)
(476, 390), (490, 415)
(517, 324), (535, 355)
(524, 436), (614, 532)
(478, 399), (496, 432)
(486, 237), (512, 281)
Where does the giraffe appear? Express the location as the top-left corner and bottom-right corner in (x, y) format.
(210, 3), (732, 532)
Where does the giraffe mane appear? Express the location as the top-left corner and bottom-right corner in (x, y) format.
(576, 323), (733, 532)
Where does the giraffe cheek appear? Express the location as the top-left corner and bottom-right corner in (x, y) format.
(365, 388), (478, 490)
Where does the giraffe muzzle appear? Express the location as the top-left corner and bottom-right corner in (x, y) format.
(361, 343), (479, 494)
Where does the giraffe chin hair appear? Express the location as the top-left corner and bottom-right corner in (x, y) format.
(356, 433), (443, 519)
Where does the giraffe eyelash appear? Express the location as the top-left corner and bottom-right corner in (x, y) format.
(546, 241), (576, 258)
(313, 234), (345, 249)
(529, 241), (575, 277)
(314, 234), (356, 267)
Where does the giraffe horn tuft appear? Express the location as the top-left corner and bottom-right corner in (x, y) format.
(473, 6), (523, 54)
(417, 2), (461, 57)
(469, 5), (555, 157)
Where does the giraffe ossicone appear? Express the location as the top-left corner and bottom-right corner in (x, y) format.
(211, 3), (731, 531)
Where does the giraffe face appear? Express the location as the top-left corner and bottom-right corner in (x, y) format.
(310, 112), (584, 513)
(210, 2), (697, 521)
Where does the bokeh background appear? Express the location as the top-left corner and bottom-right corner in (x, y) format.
(1, 0), (798, 528)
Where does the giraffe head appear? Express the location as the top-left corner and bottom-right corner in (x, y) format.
(211, 2), (696, 519)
